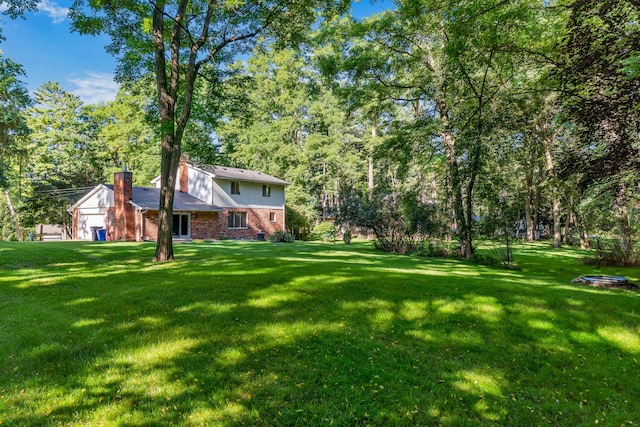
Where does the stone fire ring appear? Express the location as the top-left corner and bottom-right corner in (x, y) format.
(572, 275), (639, 290)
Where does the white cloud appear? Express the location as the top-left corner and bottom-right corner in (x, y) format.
(67, 72), (119, 105)
(39, 0), (69, 24)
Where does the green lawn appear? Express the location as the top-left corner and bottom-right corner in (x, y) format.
(1, 240), (639, 426)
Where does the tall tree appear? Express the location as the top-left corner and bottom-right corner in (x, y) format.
(352, 0), (539, 257)
(218, 43), (365, 223)
(557, 0), (640, 258)
(23, 82), (104, 233)
(90, 82), (160, 185)
(70, 0), (349, 261)
(0, 52), (30, 240)
(0, 52), (30, 187)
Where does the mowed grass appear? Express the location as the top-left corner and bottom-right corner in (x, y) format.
(1, 240), (639, 426)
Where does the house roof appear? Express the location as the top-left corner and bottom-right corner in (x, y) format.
(122, 186), (223, 212)
(194, 164), (290, 185)
(150, 163), (289, 186)
(71, 184), (220, 212)
(68, 184), (112, 212)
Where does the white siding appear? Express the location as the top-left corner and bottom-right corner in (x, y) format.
(80, 186), (114, 209)
(188, 167), (214, 203)
(75, 187), (113, 240)
(76, 213), (106, 240)
(212, 179), (285, 208)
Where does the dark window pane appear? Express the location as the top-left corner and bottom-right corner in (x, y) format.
(181, 215), (189, 235)
(172, 215), (180, 235)
(231, 182), (240, 194)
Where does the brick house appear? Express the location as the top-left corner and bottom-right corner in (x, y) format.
(69, 160), (288, 241)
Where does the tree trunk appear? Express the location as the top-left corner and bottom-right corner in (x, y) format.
(613, 184), (633, 260)
(543, 133), (561, 247)
(462, 142), (482, 258)
(153, 137), (180, 262)
(533, 163), (543, 240)
(524, 168), (534, 242)
(439, 101), (470, 258)
(368, 125), (375, 199)
(577, 212), (591, 249)
(552, 197), (562, 247)
(151, 0), (191, 262)
(4, 189), (22, 241)
(563, 196), (574, 246)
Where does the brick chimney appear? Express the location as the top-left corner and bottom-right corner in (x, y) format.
(113, 171), (135, 240)
(179, 155), (189, 193)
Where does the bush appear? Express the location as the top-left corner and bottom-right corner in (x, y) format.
(413, 241), (450, 258)
(313, 222), (335, 242)
(269, 230), (295, 243)
(583, 238), (640, 267)
(285, 205), (313, 241)
(335, 189), (448, 254)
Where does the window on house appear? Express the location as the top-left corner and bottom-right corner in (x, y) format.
(172, 213), (189, 237)
(269, 212), (277, 222)
(231, 181), (240, 195)
(262, 184), (271, 197)
(228, 211), (247, 229)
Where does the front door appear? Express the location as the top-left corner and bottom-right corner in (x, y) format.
(172, 213), (190, 238)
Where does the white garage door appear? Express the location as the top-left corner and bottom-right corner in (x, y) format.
(77, 213), (106, 240)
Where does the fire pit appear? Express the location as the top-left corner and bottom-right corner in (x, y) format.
(572, 275), (638, 289)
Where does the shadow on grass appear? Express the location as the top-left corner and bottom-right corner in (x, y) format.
(1, 241), (639, 425)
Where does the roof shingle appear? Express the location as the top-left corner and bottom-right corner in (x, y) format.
(105, 185), (222, 212)
(195, 164), (289, 185)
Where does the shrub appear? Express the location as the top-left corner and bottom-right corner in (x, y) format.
(335, 189), (448, 254)
(413, 241), (450, 258)
(313, 222), (335, 242)
(473, 251), (520, 270)
(583, 238), (640, 267)
(285, 205), (313, 241)
(269, 230), (295, 243)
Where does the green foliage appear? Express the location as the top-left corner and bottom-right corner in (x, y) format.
(554, 0), (640, 253)
(22, 83), (104, 227)
(337, 189), (447, 254)
(584, 238), (640, 268)
(26, 82), (105, 185)
(0, 0), (38, 19)
(343, 228), (351, 244)
(413, 240), (453, 258)
(268, 230), (295, 243)
(285, 205), (312, 240)
(313, 221), (335, 241)
(90, 83), (160, 185)
(217, 42), (372, 226)
(0, 195), (16, 240)
(0, 51), (31, 189)
(473, 247), (517, 269)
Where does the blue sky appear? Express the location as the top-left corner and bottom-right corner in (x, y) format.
(1, 0), (118, 104)
(0, 0), (390, 105)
